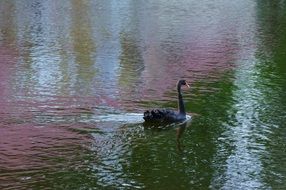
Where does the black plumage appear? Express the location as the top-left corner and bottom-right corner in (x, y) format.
(143, 80), (190, 124)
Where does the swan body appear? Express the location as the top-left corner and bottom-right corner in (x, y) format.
(143, 109), (186, 123)
(143, 80), (190, 123)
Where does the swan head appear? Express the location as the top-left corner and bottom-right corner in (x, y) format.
(177, 79), (190, 88)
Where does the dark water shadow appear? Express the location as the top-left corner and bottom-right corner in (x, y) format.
(142, 115), (193, 152)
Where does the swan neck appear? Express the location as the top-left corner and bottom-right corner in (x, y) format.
(177, 84), (185, 114)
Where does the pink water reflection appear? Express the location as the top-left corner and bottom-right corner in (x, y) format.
(0, 123), (89, 170)
(0, 0), (251, 113)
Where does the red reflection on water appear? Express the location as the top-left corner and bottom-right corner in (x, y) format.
(0, 123), (92, 171)
(0, 45), (93, 173)
(0, 45), (17, 109)
(141, 38), (238, 99)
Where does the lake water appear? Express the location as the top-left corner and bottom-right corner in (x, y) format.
(1, 0), (286, 189)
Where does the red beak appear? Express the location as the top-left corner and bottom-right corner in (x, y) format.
(186, 82), (190, 88)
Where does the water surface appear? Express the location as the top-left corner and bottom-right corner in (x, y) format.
(1, 0), (286, 189)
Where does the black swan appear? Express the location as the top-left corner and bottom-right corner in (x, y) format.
(143, 79), (190, 123)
